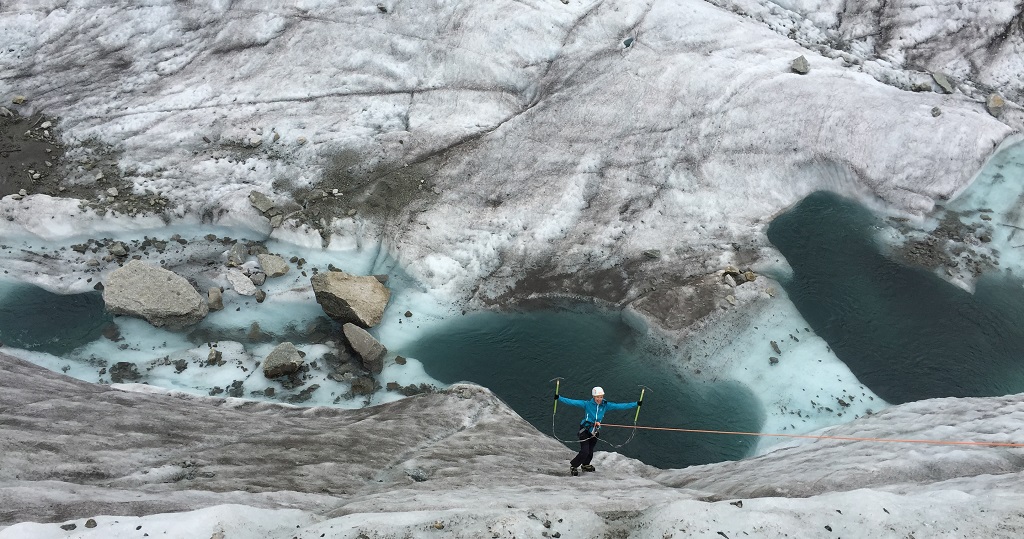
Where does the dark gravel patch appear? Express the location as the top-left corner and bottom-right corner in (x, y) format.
(0, 109), (65, 198)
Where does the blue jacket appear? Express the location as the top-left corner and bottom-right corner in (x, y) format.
(558, 396), (637, 432)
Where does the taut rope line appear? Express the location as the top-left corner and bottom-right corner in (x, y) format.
(598, 423), (1024, 448)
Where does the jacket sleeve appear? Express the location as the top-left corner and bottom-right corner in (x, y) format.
(557, 396), (588, 408)
(605, 400), (638, 411)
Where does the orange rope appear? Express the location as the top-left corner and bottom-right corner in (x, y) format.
(599, 423), (1024, 448)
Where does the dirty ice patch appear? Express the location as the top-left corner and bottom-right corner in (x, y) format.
(864, 138), (1024, 293)
(0, 504), (315, 539)
(0, 194), (168, 242)
(680, 283), (886, 455)
(943, 139), (1024, 274)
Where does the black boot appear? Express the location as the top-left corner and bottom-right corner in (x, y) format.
(570, 467), (579, 476)
(581, 464), (596, 472)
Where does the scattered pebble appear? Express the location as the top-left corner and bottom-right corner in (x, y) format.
(986, 93), (1005, 117)
(931, 71), (954, 94)
(791, 55), (810, 74)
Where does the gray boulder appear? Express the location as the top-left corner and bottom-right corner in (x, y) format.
(343, 323), (387, 374)
(257, 254), (290, 277)
(263, 342), (304, 378)
(249, 271), (267, 286)
(102, 260), (208, 328)
(248, 190), (275, 214)
(350, 375), (377, 396)
(108, 362), (141, 383)
(249, 190), (287, 228)
(208, 287), (224, 311)
(226, 243), (249, 267)
(311, 271), (390, 327)
(226, 269), (257, 296)
(108, 241), (128, 257)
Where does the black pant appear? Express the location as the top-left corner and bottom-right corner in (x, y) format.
(570, 426), (598, 468)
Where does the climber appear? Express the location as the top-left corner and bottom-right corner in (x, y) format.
(556, 386), (639, 476)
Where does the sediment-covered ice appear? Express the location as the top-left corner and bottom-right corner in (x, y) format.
(0, 0), (1017, 303)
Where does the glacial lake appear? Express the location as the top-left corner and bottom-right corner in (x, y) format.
(768, 190), (1024, 404)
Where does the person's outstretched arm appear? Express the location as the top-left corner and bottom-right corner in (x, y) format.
(557, 395), (588, 408)
(605, 400), (639, 411)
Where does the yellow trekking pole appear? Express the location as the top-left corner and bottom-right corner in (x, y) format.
(634, 385), (650, 423)
(551, 377), (564, 414)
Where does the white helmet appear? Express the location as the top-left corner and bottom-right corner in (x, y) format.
(592, 386), (605, 396)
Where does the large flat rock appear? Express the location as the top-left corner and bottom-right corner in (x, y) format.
(311, 271), (390, 328)
(101, 260), (208, 328)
